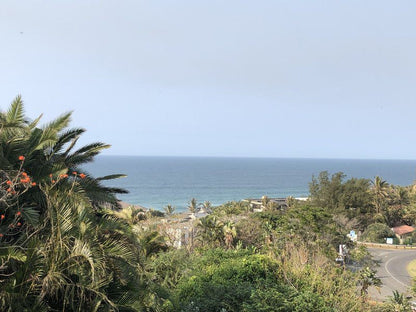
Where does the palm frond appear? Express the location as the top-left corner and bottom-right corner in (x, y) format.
(0, 247), (27, 263)
(72, 176), (128, 209)
(21, 206), (41, 226)
(6, 95), (25, 125)
(96, 174), (127, 181)
(65, 143), (110, 166)
(28, 114), (43, 130)
(42, 112), (72, 134)
(33, 112), (72, 151)
(69, 239), (95, 281)
(51, 128), (85, 156)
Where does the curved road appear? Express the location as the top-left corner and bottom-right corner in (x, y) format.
(368, 248), (416, 301)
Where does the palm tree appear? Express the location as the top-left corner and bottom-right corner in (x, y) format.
(114, 205), (145, 225)
(164, 204), (175, 215)
(266, 201), (278, 211)
(261, 195), (270, 210)
(263, 221), (274, 245)
(201, 201), (212, 213)
(371, 176), (389, 214)
(0, 97), (142, 310)
(188, 198), (198, 214)
(387, 290), (412, 311)
(138, 231), (168, 259)
(222, 221), (237, 249)
(286, 196), (295, 209)
(197, 216), (222, 246)
(394, 187), (410, 209)
(1, 175), (142, 311)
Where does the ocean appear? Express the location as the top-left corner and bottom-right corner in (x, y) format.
(84, 156), (416, 212)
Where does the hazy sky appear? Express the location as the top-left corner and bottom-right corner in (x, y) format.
(1, 1), (415, 159)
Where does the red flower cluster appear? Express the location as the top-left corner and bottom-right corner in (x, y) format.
(20, 172), (31, 184)
(18, 155), (25, 161)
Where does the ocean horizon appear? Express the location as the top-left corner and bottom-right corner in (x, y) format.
(84, 156), (416, 212)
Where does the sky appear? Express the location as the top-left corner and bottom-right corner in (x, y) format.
(1, 1), (416, 159)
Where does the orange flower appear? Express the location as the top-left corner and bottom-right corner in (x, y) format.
(0, 233), (3, 237)
(49, 174), (53, 178)
(1, 215), (4, 220)
(17, 222), (21, 226)
(79, 173), (86, 179)
(22, 172), (28, 177)
(64, 174), (68, 178)
(6, 181), (12, 185)
(18, 155), (25, 161)
(31, 182), (36, 186)
(52, 180), (56, 183)
(72, 171), (77, 175)
(6, 188), (12, 193)
(16, 211), (21, 216)
(21, 178), (29, 183)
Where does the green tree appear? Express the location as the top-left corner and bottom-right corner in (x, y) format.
(361, 223), (395, 243)
(339, 178), (373, 212)
(139, 230), (168, 259)
(393, 186), (410, 209)
(188, 198), (198, 214)
(222, 221), (237, 249)
(261, 195), (270, 209)
(164, 204), (176, 215)
(201, 200), (212, 213)
(359, 267), (381, 297)
(309, 171), (346, 210)
(114, 205), (146, 225)
(286, 195), (296, 208)
(197, 215), (223, 247)
(372, 176), (389, 214)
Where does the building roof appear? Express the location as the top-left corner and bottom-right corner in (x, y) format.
(392, 225), (415, 236)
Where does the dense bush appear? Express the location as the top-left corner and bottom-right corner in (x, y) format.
(172, 249), (336, 312)
(361, 223), (395, 243)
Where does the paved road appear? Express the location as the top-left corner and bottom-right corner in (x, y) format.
(368, 248), (416, 301)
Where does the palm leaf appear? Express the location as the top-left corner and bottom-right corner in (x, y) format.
(21, 206), (41, 226)
(96, 174), (127, 181)
(6, 95), (25, 125)
(51, 128), (85, 156)
(28, 113), (43, 130)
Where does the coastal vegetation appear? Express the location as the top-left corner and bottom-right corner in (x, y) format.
(1, 97), (416, 311)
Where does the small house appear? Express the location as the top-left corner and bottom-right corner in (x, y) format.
(392, 225), (415, 244)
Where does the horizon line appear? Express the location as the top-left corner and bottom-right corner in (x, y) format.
(97, 154), (416, 161)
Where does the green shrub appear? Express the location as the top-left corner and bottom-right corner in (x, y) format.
(361, 223), (395, 243)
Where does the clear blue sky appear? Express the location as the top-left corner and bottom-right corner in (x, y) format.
(1, 1), (415, 159)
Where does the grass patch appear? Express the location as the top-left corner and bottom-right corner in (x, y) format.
(407, 259), (416, 277)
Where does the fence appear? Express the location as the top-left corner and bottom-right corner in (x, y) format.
(358, 241), (416, 250)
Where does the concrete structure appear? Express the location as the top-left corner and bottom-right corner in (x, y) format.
(244, 197), (288, 211)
